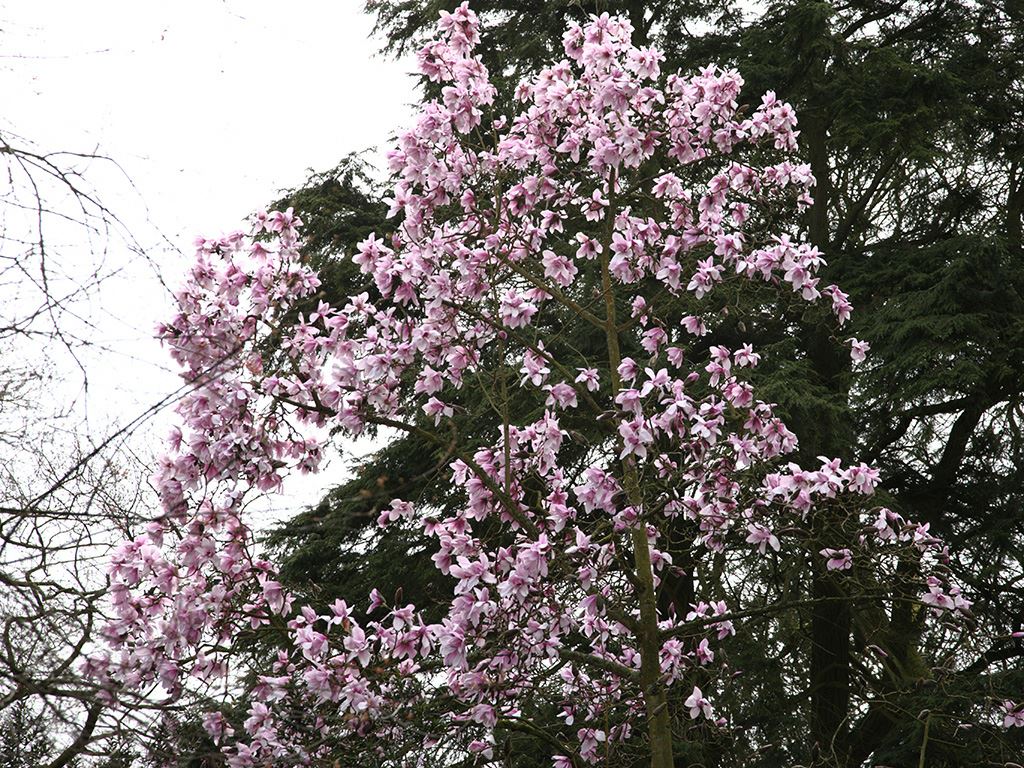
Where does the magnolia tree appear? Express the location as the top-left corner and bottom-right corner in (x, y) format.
(88, 6), (1001, 767)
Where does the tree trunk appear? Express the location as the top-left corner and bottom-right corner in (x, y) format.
(804, 105), (853, 766)
(600, 221), (675, 768)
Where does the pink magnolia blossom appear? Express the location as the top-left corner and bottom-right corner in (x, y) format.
(575, 367), (600, 392)
(848, 337), (870, 363)
(1002, 701), (1024, 728)
(684, 686), (714, 719)
(820, 548), (853, 571)
(745, 523), (780, 554)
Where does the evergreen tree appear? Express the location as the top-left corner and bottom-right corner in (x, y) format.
(0, 702), (62, 768)
(265, 2), (1024, 764)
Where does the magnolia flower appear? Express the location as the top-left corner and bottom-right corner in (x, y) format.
(734, 343), (761, 367)
(681, 314), (707, 336)
(820, 548), (853, 571)
(423, 397), (453, 425)
(544, 381), (579, 409)
(845, 463), (880, 495)
(499, 290), (538, 328)
(575, 367), (600, 391)
(617, 357), (639, 382)
(695, 638), (715, 665)
(848, 337), (870, 363)
(574, 232), (602, 260)
(1002, 700), (1024, 728)
(202, 711), (234, 743)
(746, 523), (780, 554)
(684, 686), (714, 719)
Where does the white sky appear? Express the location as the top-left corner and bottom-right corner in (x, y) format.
(1, 0), (417, 513)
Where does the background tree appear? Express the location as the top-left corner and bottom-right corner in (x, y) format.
(262, 1), (1024, 766)
(0, 121), (160, 765)
(0, 701), (66, 768)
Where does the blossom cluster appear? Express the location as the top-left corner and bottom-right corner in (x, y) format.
(90, 5), (969, 766)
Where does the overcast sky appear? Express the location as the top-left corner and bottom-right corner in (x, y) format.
(1, 1), (417, 512)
